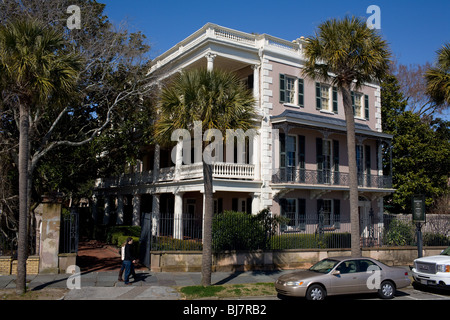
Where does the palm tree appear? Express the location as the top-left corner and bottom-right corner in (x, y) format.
(302, 16), (390, 257)
(425, 43), (450, 109)
(154, 68), (256, 286)
(0, 19), (81, 293)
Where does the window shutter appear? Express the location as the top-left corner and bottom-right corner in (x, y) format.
(316, 138), (323, 171)
(279, 74), (285, 103)
(317, 199), (324, 227)
(364, 94), (369, 120)
(298, 198), (306, 230)
(333, 199), (340, 228)
(332, 87), (338, 113)
(351, 91), (355, 116)
(333, 140), (339, 185)
(316, 82), (321, 110)
(218, 198), (223, 214)
(232, 198), (238, 212)
(298, 135), (305, 182)
(298, 78), (304, 107)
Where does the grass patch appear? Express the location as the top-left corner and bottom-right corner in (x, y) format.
(178, 282), (276, 300)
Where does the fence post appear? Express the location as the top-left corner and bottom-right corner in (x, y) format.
(39, 194), (63, 273)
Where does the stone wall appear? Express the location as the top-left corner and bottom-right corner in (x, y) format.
(149, 246), (447, 272)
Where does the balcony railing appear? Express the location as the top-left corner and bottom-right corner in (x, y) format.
(96, 162), (256, 189)
(272, 168), (393, 189)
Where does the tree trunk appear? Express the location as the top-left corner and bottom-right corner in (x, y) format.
(341, 83), (361, 257)
(201, 160), (214, 286)
(17, 103), (30, 294)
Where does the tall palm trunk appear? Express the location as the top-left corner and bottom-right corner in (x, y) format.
(201, 161), (214, 286)
(341, 83), (361, 257)
(17, 102), (30, 294)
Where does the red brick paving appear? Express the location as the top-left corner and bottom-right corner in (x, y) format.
(77, 240), (122, 272)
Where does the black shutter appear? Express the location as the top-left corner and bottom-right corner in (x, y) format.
(364, 94), (369, 120)
(351, 91), (355, 116)
(316, 82), (321, 110)
(298, 78), (304, 107)
(333, 199), (340, 228)
(298, 198), (306, 230)
(280, 74), (285, 103)
(218, 198), (223, 214)
(333, 140), (340, 184)
(316, 138), (323, 183)
(232, 198), (238, 212)
(332, 87), (338, 113)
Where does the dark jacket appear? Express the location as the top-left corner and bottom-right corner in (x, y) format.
(124, 243), (134, 261)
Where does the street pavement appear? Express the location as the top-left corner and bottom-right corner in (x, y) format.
(0, 269), (292, 300)
(1, 267), (449, 300)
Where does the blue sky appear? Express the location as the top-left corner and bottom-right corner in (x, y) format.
(103, 0), (450, 66)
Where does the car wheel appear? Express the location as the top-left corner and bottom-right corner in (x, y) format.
(378, 281), (395, 299)
(306, 284), (326, 300)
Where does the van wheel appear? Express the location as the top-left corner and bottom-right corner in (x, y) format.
(378, 281), (395, 299)
(306, 284), (326, 300)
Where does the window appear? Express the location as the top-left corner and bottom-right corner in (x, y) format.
(356, 144), (372, 186)
(317, 199), (340, 227)
(316, 83), (338, 113)
(354, 92), (363, 118)
(352, 92), (370, 120)
(280, 74), (304, 107)
(336, 260), (358, 274)
(316, 138), (339, 184)
(280, 198), (306, 231)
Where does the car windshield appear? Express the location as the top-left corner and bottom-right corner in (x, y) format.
(309, 259), (339, 274)
(440, 247), (450, 256)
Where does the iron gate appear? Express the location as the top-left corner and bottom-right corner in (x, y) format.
(60, 208), (79, 254)
(139, 212), (152, 268)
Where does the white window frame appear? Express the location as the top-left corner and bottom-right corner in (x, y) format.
(354, 92), (363, 118)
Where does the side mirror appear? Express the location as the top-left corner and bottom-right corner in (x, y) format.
(332, 270), (340, 276)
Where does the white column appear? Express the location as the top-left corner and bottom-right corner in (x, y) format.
(103, 196), (110, 225)
(252, 64), (260, 102)
(116, 195), (124, 225)
(253, 131), (261, 180)
(251, 193), (261, 215)
(151, 194), (160, 236)
(91, 195), (98, 223)
(205, 52), (216, 71)
(174, 138), (183, 181)
(174, 192), (184, 240)
(132, 194), (141, 226)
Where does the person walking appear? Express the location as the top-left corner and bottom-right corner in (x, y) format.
(122, 237), (136, 285)
(118, 238), (137, 282)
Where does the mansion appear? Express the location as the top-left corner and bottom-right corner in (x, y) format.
(93, 23), (394, 241)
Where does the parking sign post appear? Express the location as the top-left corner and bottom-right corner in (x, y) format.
(412, 195), (426, 258)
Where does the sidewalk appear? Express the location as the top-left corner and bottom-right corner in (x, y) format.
(0, 269), (290, 300)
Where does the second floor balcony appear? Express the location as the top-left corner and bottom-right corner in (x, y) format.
(96, 162), (256, 189)
(272, 168), (393, 189)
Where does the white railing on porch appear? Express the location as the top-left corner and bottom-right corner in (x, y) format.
(96, 162), (256, 188)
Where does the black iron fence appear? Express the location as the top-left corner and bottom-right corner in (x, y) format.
(146, 212), (450, 251)
(59, 208), (79, 254)
(272, 168), (393, 189)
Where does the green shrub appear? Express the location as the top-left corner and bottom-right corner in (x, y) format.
(212, 211), (267, 251)
(382, 219), (415, 246)
(106, 226), (141, 246)
(152, 236), (203, 251)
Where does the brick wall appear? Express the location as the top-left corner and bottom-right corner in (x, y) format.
(2, 256), (40, 275)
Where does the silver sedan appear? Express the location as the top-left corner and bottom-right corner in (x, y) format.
(275, 256), (410, 300)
